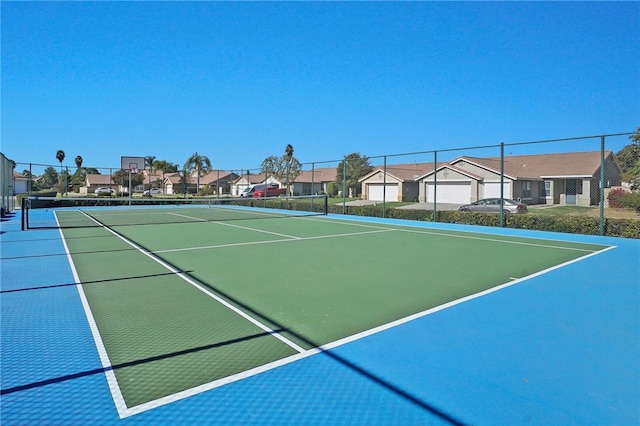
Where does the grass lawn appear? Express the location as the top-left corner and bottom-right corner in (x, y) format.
(528, 205), (639, 219)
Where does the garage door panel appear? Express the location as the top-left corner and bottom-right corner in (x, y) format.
(426, 182), (471, 204)
(368, 184), (398, 201)
(484, 182), (511, 199)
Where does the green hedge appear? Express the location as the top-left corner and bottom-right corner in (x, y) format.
(327, 205), (640, 239)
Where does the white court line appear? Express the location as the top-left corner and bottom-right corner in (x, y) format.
(316, 245), (618, 352)
(300, 216), (604, 253)
(54, 212), (129, 418)
(66, 209), (614, 418)
(72, 211), (307, 418)
(153, 228), (396, 254)
(124, 234), (617, 418)
(168, 211), (301, 239)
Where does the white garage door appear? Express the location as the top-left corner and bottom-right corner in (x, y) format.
(484, 182), (512, 199)
(426, 182), (471, 203)
(368, 184), (398, 201)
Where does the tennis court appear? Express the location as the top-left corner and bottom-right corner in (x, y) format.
(1, 198), (638, 424)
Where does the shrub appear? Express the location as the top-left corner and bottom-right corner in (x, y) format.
(608, 187), (629, 208)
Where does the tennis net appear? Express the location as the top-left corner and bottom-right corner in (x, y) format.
(21, 194), (328, 230)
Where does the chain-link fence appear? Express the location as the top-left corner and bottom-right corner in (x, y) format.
(7, 131), (639, 236)
(1, 152), (16, 215)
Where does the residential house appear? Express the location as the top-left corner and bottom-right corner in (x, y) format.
(358, 163), (439, 202)
(359, 151), (621, 206)
(416, 150), (621, 205)
(198, 170), (240, 195)
(83, 173), (118, 194)
(231, 173), (283, 197)
(13, 171), (28, 194)
(290, 167), (337, 196)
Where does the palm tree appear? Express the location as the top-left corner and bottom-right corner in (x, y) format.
(56, 150), (66, 195)
(56, 150), (65, 172)
(71, 155), (84, 190)
(184, 152), (212, 194)
(145, 155), (156, 191)
(285, 144), (294, 196)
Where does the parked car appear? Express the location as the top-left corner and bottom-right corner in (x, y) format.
(94, 187), (117, 195)
(253, 186), (286, 198)
(458, 198), (528, 214)
(240, 184), (283, 198)
(143, 188), (163, 196)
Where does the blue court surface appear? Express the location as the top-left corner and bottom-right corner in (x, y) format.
(1, 209), (638, 425)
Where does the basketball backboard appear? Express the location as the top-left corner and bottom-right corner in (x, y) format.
(121, 156), (145, 173)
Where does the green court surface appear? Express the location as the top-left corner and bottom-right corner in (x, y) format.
(55, 207), (608, 410)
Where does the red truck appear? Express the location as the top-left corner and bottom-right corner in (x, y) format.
(252, 184), (287, 198)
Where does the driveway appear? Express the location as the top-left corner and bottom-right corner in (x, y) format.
(397, 202), (461, 211)
(343, 200), (461, 211)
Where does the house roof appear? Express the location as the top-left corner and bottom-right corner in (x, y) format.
(85, 173), (114, 185)
(297, 167), (337, 183)
(359, 163), (443, 182)
(199, 170), (238, 184)
(455, 151), (615, 179)
(417, 163), (485, 181)
(233, 173), (269, 185)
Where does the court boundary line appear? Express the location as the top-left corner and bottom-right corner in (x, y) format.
(153, 228), (396, 254)
(300, 215), (608, 252)
(53, 212), (129, 417)
(122, 240), (617, 418)
(71, 210), (307, 419)
(60, 210), (617, 419)
(153, 225), (600, 255)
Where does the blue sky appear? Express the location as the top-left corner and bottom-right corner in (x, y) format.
(2, 1), (638, 174)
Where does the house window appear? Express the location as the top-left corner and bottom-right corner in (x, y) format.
(522, 181), (532, 198)
(540, 181), (550, 197)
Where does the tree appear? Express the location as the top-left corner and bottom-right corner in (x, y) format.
(112, 169), (143, 191)
(260, 154), (302, 190)
(184, 152), (212, 192)
(616, 127), (640, 190)
(55, 149), (66, 193)
(56, 150), (65, 169)
(179, 169), (191, 196)
(153, 160), (178, 173)
(70, 155), (85, 190)
(41, 166), (58, 189)
(335, 153), (373, 197)
(145, 155), (156, 190)
(22, 170), (37, 191)
(285, 144), (294, 195)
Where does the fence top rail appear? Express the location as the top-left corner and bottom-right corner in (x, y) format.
(9, 131), (634, 171)
(299, 131), (634, 166)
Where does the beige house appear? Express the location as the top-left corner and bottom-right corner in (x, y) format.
(358, 163), (439, 202)
(360, 151), (622, 206)
(231, 173), (282, 197)
(83, 173), (118, 194)
(290, 167), (337, 196)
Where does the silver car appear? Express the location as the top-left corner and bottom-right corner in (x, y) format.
(94, 187), (116, 195)
(458, 198), (528, 214)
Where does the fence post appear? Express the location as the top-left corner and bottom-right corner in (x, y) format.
(433, 151), (437, 222)
(600, 135), (605, 236)
(383, 156), (387, 218)
(500, 142), (505, 227)
(342, 158), (347, 214)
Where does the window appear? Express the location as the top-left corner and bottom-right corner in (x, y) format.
(540, 181), (550, 197)
(522, 181), (532, 198)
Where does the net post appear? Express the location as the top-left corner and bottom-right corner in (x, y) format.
(21, 196), (26, 230)
(324, 193), (329, 215)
